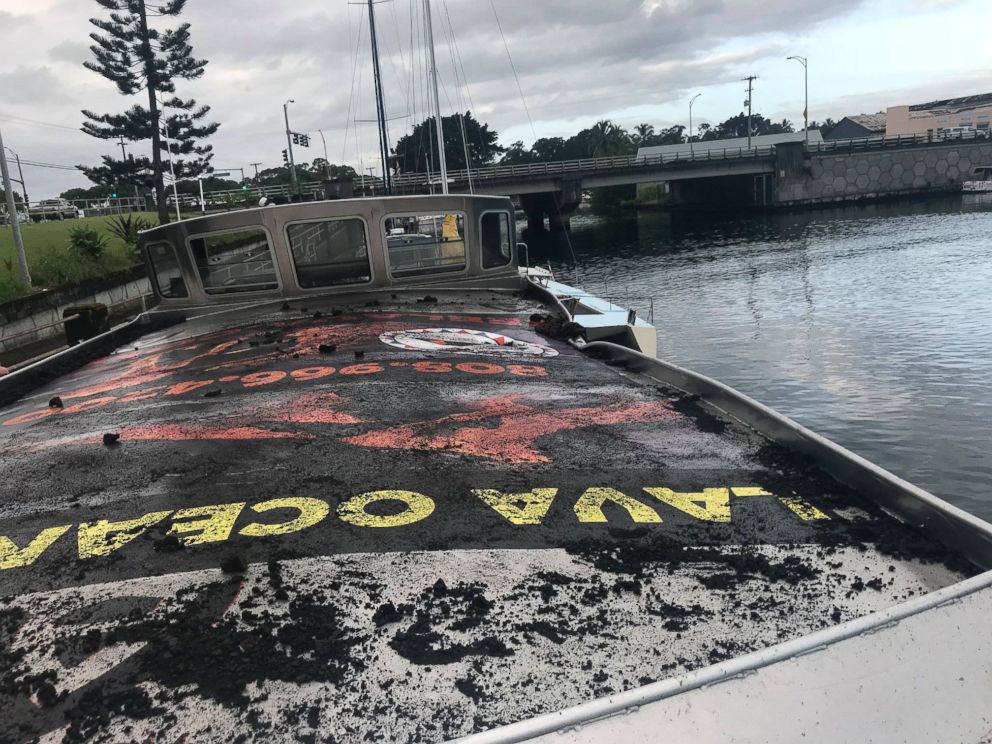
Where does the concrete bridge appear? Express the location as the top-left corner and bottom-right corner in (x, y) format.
(201, 133), (992, 229)
(391, 146), (777, 230)
(390, 132), (992, 229)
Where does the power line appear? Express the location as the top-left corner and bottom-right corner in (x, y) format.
(489, 0), (535, 139)
(0, 113), (81, 133)
(18, 159), (81, 171)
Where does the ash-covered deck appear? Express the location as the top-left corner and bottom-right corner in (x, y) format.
(0, 293), (976, 743)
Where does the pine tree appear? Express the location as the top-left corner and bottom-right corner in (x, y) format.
(79, 0), (219, 224)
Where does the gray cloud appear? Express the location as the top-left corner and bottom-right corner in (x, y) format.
(49, 39), (91, 65)
(2, 0), (986, 198)
(0, 66), (66, 103)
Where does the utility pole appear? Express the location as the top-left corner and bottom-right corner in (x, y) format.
(317, 129), (331, 179)
(284, 99), (299, 196)
(787, 55), (809, 144)
(689, 93), (701, 157)
(250, 162), (263, 179)
(0, 126), (30, 287)
(742, 75), (758, 149)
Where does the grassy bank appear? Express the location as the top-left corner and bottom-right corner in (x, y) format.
(0, 213), (164, 303)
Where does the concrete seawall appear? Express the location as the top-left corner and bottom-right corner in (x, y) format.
(0, 267), (151, 356)
(775, 140), (992, 206)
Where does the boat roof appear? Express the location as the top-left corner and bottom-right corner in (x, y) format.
(0, 289), (980, 742)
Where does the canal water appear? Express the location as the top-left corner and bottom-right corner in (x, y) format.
(527, 195), (992, 521)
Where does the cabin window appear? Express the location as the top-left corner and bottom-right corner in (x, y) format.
(146, 241), (188, 298)
(481, 212), (512, 268)
(383, 212), (466, 277)
(287, 218), (371, 288)
(189, 228), (278, 294)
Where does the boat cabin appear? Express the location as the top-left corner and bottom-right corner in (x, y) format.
(139, 195), (522, 307)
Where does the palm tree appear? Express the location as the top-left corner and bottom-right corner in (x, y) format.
(634, 123), (655, 145)
(589, 119), (630, 157)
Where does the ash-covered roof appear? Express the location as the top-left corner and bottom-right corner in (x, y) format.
(844, 113), (887, 132)
(636, 129), (822, 160)
(909, 92), (992, 112)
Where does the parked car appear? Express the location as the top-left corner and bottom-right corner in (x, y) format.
(28, 198), (81, 222)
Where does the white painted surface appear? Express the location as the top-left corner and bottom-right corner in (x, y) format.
(522, 584), (992, 744)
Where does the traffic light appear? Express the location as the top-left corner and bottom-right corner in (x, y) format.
(300, 135), (310, 148)
(241, 184), (249, 192)
(111, 190), (118, 198)
(292, 133), (299, 146)
(282, 149), (289, 164)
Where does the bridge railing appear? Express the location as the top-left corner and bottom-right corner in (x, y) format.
(198, 130), (991, 205)
(806, 129), (991, 154)
(392, 145), (776, 189)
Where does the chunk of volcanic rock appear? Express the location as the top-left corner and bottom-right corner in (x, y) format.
(102, 433), (121, 446)
(221, 554), (248, 574)
(49, 396), (64, 409)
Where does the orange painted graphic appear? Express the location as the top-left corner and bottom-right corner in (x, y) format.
(343, 394), (677, 464)
(29, 313), (527, 408)
(121, 424), (310, 442)
(264, 391), (362, 425)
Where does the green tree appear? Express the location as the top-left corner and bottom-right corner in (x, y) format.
(393, 111), (504, 173)
(587, 119), (631, 157)
(645, 125), (685, 147)
(0, 189), (24, 204)
(531, 137), (567, 161)
(305, 159), (358, 180)
(79, 0), (219, 225)
(633, 123), (655, 145)
(810, 118), (837, 136)
(699, 112), (794, 140)
(61, 185), (115, 201)
(499, 141), (535, 165)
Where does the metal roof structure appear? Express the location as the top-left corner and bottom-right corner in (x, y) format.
(844, 113), (887, 132)
(909, 91), (992, 112)
(636, 130), (823, 161)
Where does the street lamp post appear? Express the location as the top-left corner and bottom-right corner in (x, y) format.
(318, 129), (331, 179)
(284, 100), (299, 196)
(787, 55), (809, 144)
(689, 93), (702, 157)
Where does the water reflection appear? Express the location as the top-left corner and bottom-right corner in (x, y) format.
(527, 196), (992, 520)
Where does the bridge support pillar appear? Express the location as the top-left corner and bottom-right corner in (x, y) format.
(520, 194), (546, 232)
(520, 182), (581, 233)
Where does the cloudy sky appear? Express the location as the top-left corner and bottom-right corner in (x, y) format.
(1, 0), (991, 198)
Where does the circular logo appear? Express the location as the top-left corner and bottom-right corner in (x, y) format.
(379, 328), (559, 357)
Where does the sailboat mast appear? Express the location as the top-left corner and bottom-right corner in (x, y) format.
(423, 0), (449, 194)
(367, 0), (391, 193)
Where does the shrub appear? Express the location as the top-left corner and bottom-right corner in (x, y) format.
(68, 226), (108, 260)
(106, 213), (153, 248)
